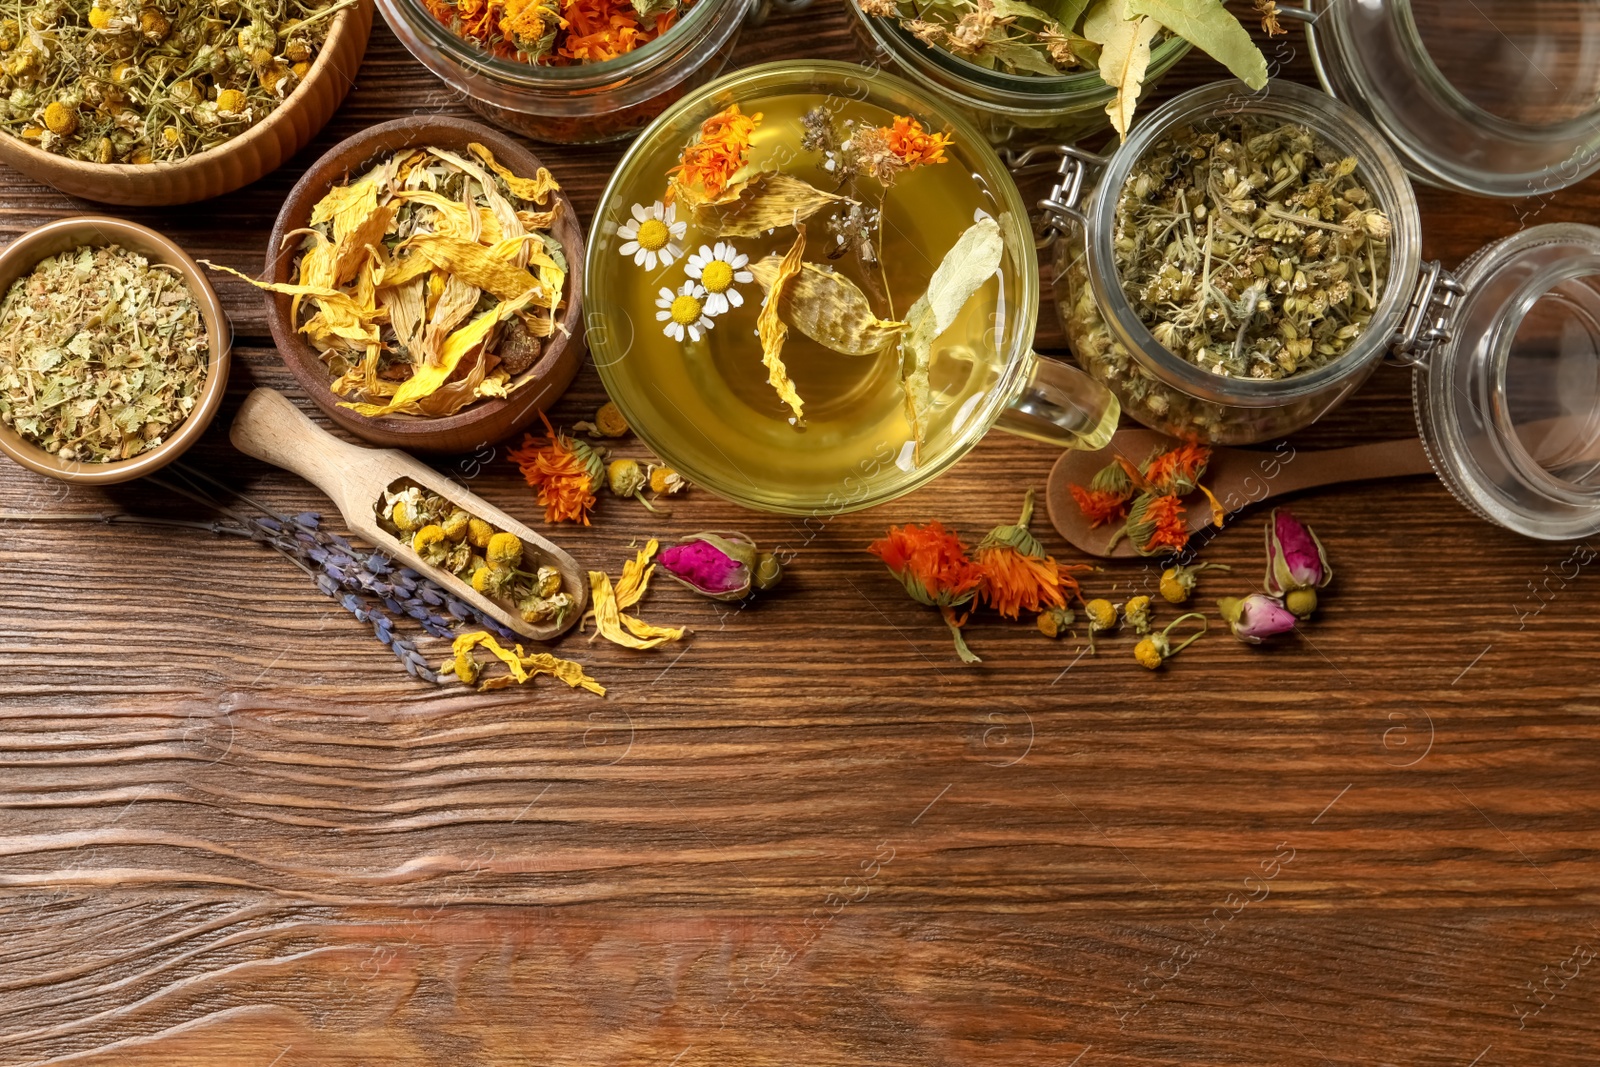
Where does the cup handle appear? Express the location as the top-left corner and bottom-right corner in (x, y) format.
(995, 351), (1120, 451)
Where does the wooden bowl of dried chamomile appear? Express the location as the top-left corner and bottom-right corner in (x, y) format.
(0, 0), (373, 206)
(256, 116), (586, 454)
(0, 217), (232, 485)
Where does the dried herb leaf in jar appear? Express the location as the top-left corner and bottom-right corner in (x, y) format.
(0, 0), (352, 164)
(0, 244), (207, 462)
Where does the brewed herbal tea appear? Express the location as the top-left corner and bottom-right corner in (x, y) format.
(592, 90), (1023, 511)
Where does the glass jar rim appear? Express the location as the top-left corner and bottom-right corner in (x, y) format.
(849, 0), (1191, 101)
(585, 59), (1042, 514)
(1416, 223), (1600, 540)
(1082, 79), (1423, 410)
(388, 0), (730, 87)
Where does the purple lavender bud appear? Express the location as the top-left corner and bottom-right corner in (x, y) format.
(398, 567), (421, 582)
(445, 598), (473, 619)
(294, 513), (320, 529)
(316, 573), (339, 597)
(1217, 594), (1298, 644)
(418, 587), (444, 607)
(257, 517), (282, 533)
(382, 597), (404, 615)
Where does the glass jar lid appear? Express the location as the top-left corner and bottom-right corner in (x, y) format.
(1305, 0), (1600, 197)
(1414, 223), (1600, 540)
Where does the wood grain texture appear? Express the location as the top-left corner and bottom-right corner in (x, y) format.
(1, 8), (1599, 1067)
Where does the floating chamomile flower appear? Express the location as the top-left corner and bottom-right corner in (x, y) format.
(657, 282), (714, 343)
(617, 201), (686, 270)
(684, 241), (754, 316)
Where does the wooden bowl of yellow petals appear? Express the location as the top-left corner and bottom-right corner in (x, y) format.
(0, 0), (373, 206)
(258, 116), (586, 454)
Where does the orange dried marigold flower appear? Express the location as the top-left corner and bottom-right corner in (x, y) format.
(975, 489), (1088, 620)
(884, 114), (952, 168)
(508, 412), (602, 525)
(1139, 494), (1190, 555)
(558, 0), (643, 62)
(1143, 441), (1211, 495)
(869, 520), (985, 664)
(667, 103), (761, 203)
(1069, 484), (1132, 528)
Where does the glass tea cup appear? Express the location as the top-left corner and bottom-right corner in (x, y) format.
(584, 60), (1119, 515)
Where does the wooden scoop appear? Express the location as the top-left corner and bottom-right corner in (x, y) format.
(1045, 429), (1435, 559)
(230, 387), (586, 641)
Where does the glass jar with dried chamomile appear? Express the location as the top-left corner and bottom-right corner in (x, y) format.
(1040, 80), (1418, 445)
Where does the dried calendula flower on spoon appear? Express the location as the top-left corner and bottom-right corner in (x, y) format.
(210, 142), (567, 420)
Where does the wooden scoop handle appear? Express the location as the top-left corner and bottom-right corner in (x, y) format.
(230, 387), (394, 521)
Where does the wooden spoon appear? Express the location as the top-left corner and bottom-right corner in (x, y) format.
(1045, 429), (1435, 559)
(230, 387), (586, 641)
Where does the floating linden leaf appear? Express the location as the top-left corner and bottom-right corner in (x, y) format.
(699, 172), (855, 238)
(899, 216), (1005, 462)
(757, 225), (809, 420)
(749, 258), (907, 356)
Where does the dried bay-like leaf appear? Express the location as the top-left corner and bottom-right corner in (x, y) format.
(1126, 0), (1268, 89)
(700, 172), (853, 237)
(749, 258), (906, 356)
(757, 225), (809, 420)
(1084, 2), (1159, 138)
(899, 216), (1005, 460)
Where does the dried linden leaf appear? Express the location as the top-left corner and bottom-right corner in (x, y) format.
(749, 258), (907, 356)
(757, 225), (809, 420)
(1126, 0), (1269, 90)
(700, 172), (853, 238)
(899, 216), (1005, 461)
(1084, 2), (1160, 138)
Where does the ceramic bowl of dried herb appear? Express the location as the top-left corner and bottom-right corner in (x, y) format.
(0, 216), (231, 484)
(0, 0), (374, 206)
(251, 116), (585, 454)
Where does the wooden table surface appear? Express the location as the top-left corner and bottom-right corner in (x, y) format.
(2, 6), (1598, 1066)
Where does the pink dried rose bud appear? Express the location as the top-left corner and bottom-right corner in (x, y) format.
(1217, 594), (1297, 644)
(658, 532), (782, 602)
(1264, 507), (1332, 617)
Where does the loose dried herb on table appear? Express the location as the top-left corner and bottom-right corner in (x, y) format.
(0, 0), (354, 164)
(0, 244), (206, 462)
(419, 0), (698, 65)
(1113, 116), (1392, 381)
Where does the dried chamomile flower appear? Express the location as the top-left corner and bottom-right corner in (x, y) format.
(1133, 613), (1207, 670)
(467, 517), (496, 549)
(440, 509), (471, 542)
(486, 532), (524, 570)
(605, 457), (656, 511)
(1124, 595), (1153, 635)
(574, 400), (630, 438)
(648, 463), (687, 495)
(1084, 597), (1119, 654)
(1037, 606), (1076, 639)
(1160, 561), (1230, 605)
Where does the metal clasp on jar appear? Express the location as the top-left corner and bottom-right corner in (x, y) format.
(1388, 260), (1466, 368)
(1004, 145), (1108, 250)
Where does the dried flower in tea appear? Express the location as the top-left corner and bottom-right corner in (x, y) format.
(0, 0), (352, 163)
(212, 142), (566, 419)
(0, 244), (206, 462)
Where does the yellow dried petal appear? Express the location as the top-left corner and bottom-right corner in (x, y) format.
(757, 225), (808, 420)
(340, 291), (535, 417)
(446, 632), (603, 695)
(749, 258), (905, 356)
(699, 172), (852, 238)
(588, 569), (685, 651)
(614, 538), (658, 609)
(405, 233), (542, 303)
(468, 142), (561, 204)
